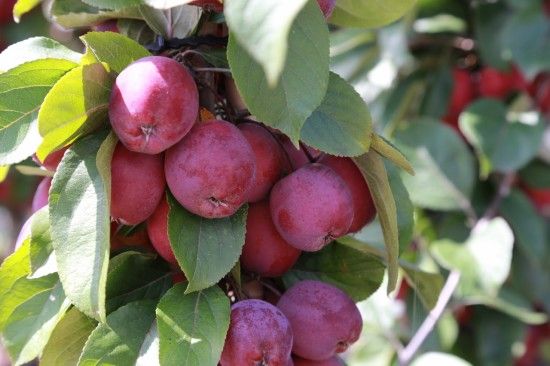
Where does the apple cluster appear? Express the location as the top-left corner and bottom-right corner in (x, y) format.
(30, 49), (374, 364)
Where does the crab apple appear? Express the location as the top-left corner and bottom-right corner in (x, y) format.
(0, 0), (15, 25)
(317, 0), (337, 18)
(478, 66), (525, 99)
(277, 280), (362, 361)
(109, 56), (199, 154)
(270, 164), (353, 252)
(442, 68), (476, 129)
(188, 0), (223, 12)
(110, 143), (165, 225)
(146, 197), (177, 264)
(522, 186), (550, 216)
(293, 356), (345, 366)
(238, 123), (287, 202)
(220, 299), (293, 366)
(165, 120), (256, 218)
(32, 177), (51, 213)
(241, 200), (301, 277)
(91, 20), (119, 32)
(319, 155), (376, 233)
(278, 136), (321, 172)
(33, 147), (68, 172)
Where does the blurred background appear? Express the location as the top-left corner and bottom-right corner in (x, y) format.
(0, 0), (549, 365)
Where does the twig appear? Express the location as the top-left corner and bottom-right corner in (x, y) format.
(398, 271), (461, 365)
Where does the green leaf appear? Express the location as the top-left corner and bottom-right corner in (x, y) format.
(501, 3), (550, 77)
(473, 2), (511, 69)
(0, 37), (81, 72)
(371, 134), (414, 175)
(156, 284), (230, 366)
(0, 165), (9, 182)
(459, 99), (544, 177)
(394, 118), (476, 211)
(419, 66), (453, 119)
(411, 353), (472, 366)
(2, 281), (70, 366)
(41, 307), (97, 366)
(0, 242), (32, 327)
(225, 0), (309, 85)
(14, 165), (53, 177)
(36, 63), (113, 161)
(49, 131), (117, 322)
(106, 251), (172, 313)
(29, 207), (57, 278)
(432, 217), (514, 297)
(331, 0), (417, 28)
(300, 72), (372, 156)
(227, 0), (329, 143)
(283, 242), (385, 302)
(78, 300), (157, 366)
(500, 189), (547, 265)
(138, 4), (201, 39)
(80, 31), (150, 74)
(51, 0), (142, 28)
(13, 0), (42, 22)
(0, 59), (77, 165)
(519, 159), (550, 189)
(80, 0), (141, 10)
(117, 19), (156, 46)
(400, 262), (445, 310)
(167, 194), (247, 293)
(353, 150), (399, 293)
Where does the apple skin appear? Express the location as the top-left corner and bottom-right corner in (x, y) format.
(241, 200), (301, 277)
(277, 280), (362, 361)
(278, 136), (321, 172)
(220, 299), (294, 366)
(270, 164), (354, 252)
(442, 68), (476, 130)
(32, 177), (52, 213)
(33, 147), (68, 172)
(165, 120), (256, 218)
(478, 66), (525, 99)
(317, 0), (337, 19)
(293, 356), (345, 366)
(146, 197), (177, 264)
(109, 56), (199, 154)
(0, 0), (16, 25)
(522, 186), (550, 216)
(188, 0), (223, 12)
(91, 20), (119, 33)
(319, 155), (376, 233)
(238, 123), (287, 203)
(110, 143), (166, 225)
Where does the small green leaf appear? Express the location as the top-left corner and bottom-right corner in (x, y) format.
(138, 4), (201, 39)
(80, 0), (141, 10)
(78, 300), (157, 366)
(0, 242), (32, 328)
(301, 72), (372, 156)
(0, 59), (77, 165)
(106, 251), (172, 313)
(473, 2), (510, 69)
(41, 307), (97, 366)
(117, 19), (156, 45)
(13, 0), (42, 22)
(519, 159), (550, 189)
(394, 118), (476, 211)
(51, 0), (142, 28)
(371, 134), (414, 175)
(400, 262), (445, 310)
(49, 131), (117, 322)
(227, 0), (329, 143)
(80, 31), (150, 74)
(167, 194), (247, 293)
(29, 207), (57, 278)
(283, 242), (385, 302)
(459, 99), (544, 176)
(36, 63), (113, 161)
(0, 166), (9, 182)
(2, 281), (70, 366)
(331, 0), (417, 28)
(156, 284), (230, 366)
(225, 0), (309, 85)
(0, 37), (81, 72)
(353, 151), (399, 293)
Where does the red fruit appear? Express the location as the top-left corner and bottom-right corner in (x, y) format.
(293, 356), (345, 366)
(0, 0), (16, 25)
(188, 0), (223, 12)
(395, 278), (410, 301)
(319, 155), (376, 233)
(277, 280), (362, 360)
(172, 271), (187, 284)
(110, 143), (166, 225)
(109, 56), (199, 154)
(146, 197), (177, 264)
(442, 68), (476, 129)
(270, 164), (354, 252)
(238, 123), (286, 202)
(522, 186), (550, 216)
(317, 0), (337, 19)
(478, 66), (524, 99)
(453, 306), (474, 327)
(33, 147), (68, 172)
(278, 136), (321, 172)
(530, 74), (550, 114)
(32, 177), (52, 213)
(165, 120), (256, 218)
(91, 20), (119, 33)
(220, 299), (293, 366)
(241, 200), (301, 277)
